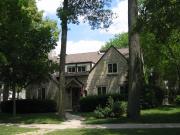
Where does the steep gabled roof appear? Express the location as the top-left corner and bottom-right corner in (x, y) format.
(65, 52), (103, 64)
(51, 47), (129, 64)
(89, 46), (128, 72)
(117, 48), (129, 58)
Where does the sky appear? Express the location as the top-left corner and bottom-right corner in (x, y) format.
(36, 0), (128, 55)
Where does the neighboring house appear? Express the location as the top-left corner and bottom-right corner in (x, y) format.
(26, 46), (129, 111)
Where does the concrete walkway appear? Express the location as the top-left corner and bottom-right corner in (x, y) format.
(19, 123), (180, 130)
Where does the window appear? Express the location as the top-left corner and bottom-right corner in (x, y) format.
(97, 86), (106, 95)
(41, 88), (46, 100)
(77, 66), (86, 72)
(84, 90), (88, 96)
(67, 66), (76, 73)
(108, 63), (117, 73)
(38, 88), (46, 100)
(119, 83), (128, 99)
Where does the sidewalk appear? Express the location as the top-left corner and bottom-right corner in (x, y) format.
(18, 123), (180, 130)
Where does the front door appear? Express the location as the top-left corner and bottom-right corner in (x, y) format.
(72, 87), (80, 111)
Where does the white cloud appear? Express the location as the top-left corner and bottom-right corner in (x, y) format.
(52, 40), (105, 55)
(101, 0), (128, 34)
(36, 0), (63, 16)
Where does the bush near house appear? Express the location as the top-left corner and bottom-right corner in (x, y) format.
(80, 94), (127, 112)
(94, 97), (127, 118)
(1, 99), (57, 113)
(175, 95), (180, 105)
(141, 85), (164, 109)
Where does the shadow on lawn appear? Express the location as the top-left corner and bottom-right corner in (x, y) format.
(139, 112), (180, 123)
(0, 113), (63, 124)
(76, 129), (180, 135)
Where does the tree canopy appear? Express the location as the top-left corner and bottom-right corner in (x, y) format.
(101, 33), (128, 51)
(0, 0), (59, 115)
(139, 0), (180, 90)
(0, 0), (59, 87)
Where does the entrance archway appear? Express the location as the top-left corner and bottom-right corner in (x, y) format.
(65, 78), (83, 111)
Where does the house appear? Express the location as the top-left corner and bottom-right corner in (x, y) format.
(26, 46), (129, 111)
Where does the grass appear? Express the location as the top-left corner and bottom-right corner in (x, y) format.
(46, 128), (180, 135)
(0, 113), (64, 124)
(79, 105), (180, 124)
(0, 125), (36, 135)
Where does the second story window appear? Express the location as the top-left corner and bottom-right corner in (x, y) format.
(67, 66), (76, 73)
(108, 63), (117, 73)
(77, 66), (86, 72)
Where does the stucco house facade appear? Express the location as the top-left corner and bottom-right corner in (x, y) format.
(26, 46), (129, 111)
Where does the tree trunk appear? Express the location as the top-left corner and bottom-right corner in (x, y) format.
(176, 66), (180, 92)
(12, 84), (16, 117)
(127, 0), (143, 119)
(3, 84), (9, 101)
(58, 0), (68, 118)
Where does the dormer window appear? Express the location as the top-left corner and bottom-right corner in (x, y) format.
(108, 63), (117, 73)
(77, 66), (86, 72)
(67, 66), (76, 73)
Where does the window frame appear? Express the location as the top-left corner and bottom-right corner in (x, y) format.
(67, 66), (76, 73)
(77, 66), (86, 72)
(108, 63), (118, 73)
(97, 86), (107, 95)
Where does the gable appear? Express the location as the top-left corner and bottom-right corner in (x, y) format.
(90, 46), (128, 73)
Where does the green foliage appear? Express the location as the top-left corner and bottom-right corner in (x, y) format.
(94, 97), (127, 118)
(139, 0), (180, 97)
(0, 52), (7, 65)
(139, 0), (179, 42)
(1, 99), (57, 113)
(113, 101), (127, 117)
(175, 95), (180, 105)
(141, 85), (164, 109)
(57, 0), (113, 29)
(101, 33), (128, 51)
(0, 0), (59, 88)
(80, 94), (127, 112)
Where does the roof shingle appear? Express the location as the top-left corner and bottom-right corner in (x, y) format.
(52, 48), (129, 64)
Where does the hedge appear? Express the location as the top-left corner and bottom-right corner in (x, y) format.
(79, 94), (127, 112)
(1, 99), (57, 113)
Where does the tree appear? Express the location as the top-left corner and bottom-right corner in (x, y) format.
(0, 0), (59, 116)
(57, 0), (113, 117)
(139, 0), (180, 92)
(101, 32), (128, 51)
(127, 0), (143, 119)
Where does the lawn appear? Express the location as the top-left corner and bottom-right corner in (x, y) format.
(0, 113), (64, 124)
(46, 128), (180, 135)
(80, 105), (180, 124)
(0, 125), (36, 135)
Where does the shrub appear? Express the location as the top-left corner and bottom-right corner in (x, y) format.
(94, 97), (127, 118)
(112, 101), (127, 117)
(80, 94), (127, 112)
(175, 95), (180, 105)
(1, 99), (57, 113)
(94, 106), (105, 118)
(141, 85), (164, 109)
